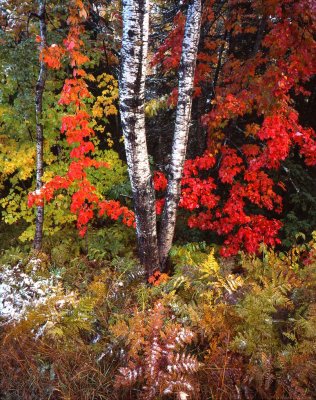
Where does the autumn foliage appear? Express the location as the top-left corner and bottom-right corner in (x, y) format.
(27, 0), (316, 257)
(27, 0), (135, 236)
(23, 0), (315, 257)
(152, 0), (316, 256)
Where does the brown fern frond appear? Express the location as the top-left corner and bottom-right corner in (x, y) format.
(114, 301), (201, 399)
(115, 365), (144, 387)
(167, 353), (200, 375)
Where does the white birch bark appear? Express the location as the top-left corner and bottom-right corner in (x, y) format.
(34, 0), (47, 251)
(119, 0), (160, 276)
(158, 0), (202, 266)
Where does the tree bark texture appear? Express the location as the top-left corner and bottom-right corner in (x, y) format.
(158, 0), (202, 267)
(119, 0), (160, 277)
(33, 0), (47, 251)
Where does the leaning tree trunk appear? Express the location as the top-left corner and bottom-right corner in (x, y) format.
(158, 0), (202, 267)
(33, 0), (47, 251)
(119, 0), (160, 277)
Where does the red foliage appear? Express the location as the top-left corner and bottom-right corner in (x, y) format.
(154, 148), (284, 256)
(151, 0), (316, 256)
(218, 147), (243, 184)
(150, 12), (186, 71)
(148, 270), (169, 286)
(28, 0), (134, 235)
(153, 171), (167, 191)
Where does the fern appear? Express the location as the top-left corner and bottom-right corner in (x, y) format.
(114, 302), (200, 399)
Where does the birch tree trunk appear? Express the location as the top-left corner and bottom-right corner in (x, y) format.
(158, 0), (202, 267)
(119, 0), (160, 277)
(33, 0), (47, 251)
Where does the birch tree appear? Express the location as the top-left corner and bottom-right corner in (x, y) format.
(33, 0), (47, 251)
(119, 0), (160, 275)
(158, 0), (202, 266)
(119, 0), (202, 274)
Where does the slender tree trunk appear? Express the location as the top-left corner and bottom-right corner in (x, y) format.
(119, 0), (160, 277)
(158, 0), (202, 267)
(33, 0), (47, 251)
(252, 15), (266, 57)
(213, 30), (228, 94)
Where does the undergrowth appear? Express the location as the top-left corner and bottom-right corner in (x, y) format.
(0, 230), (315, 399)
